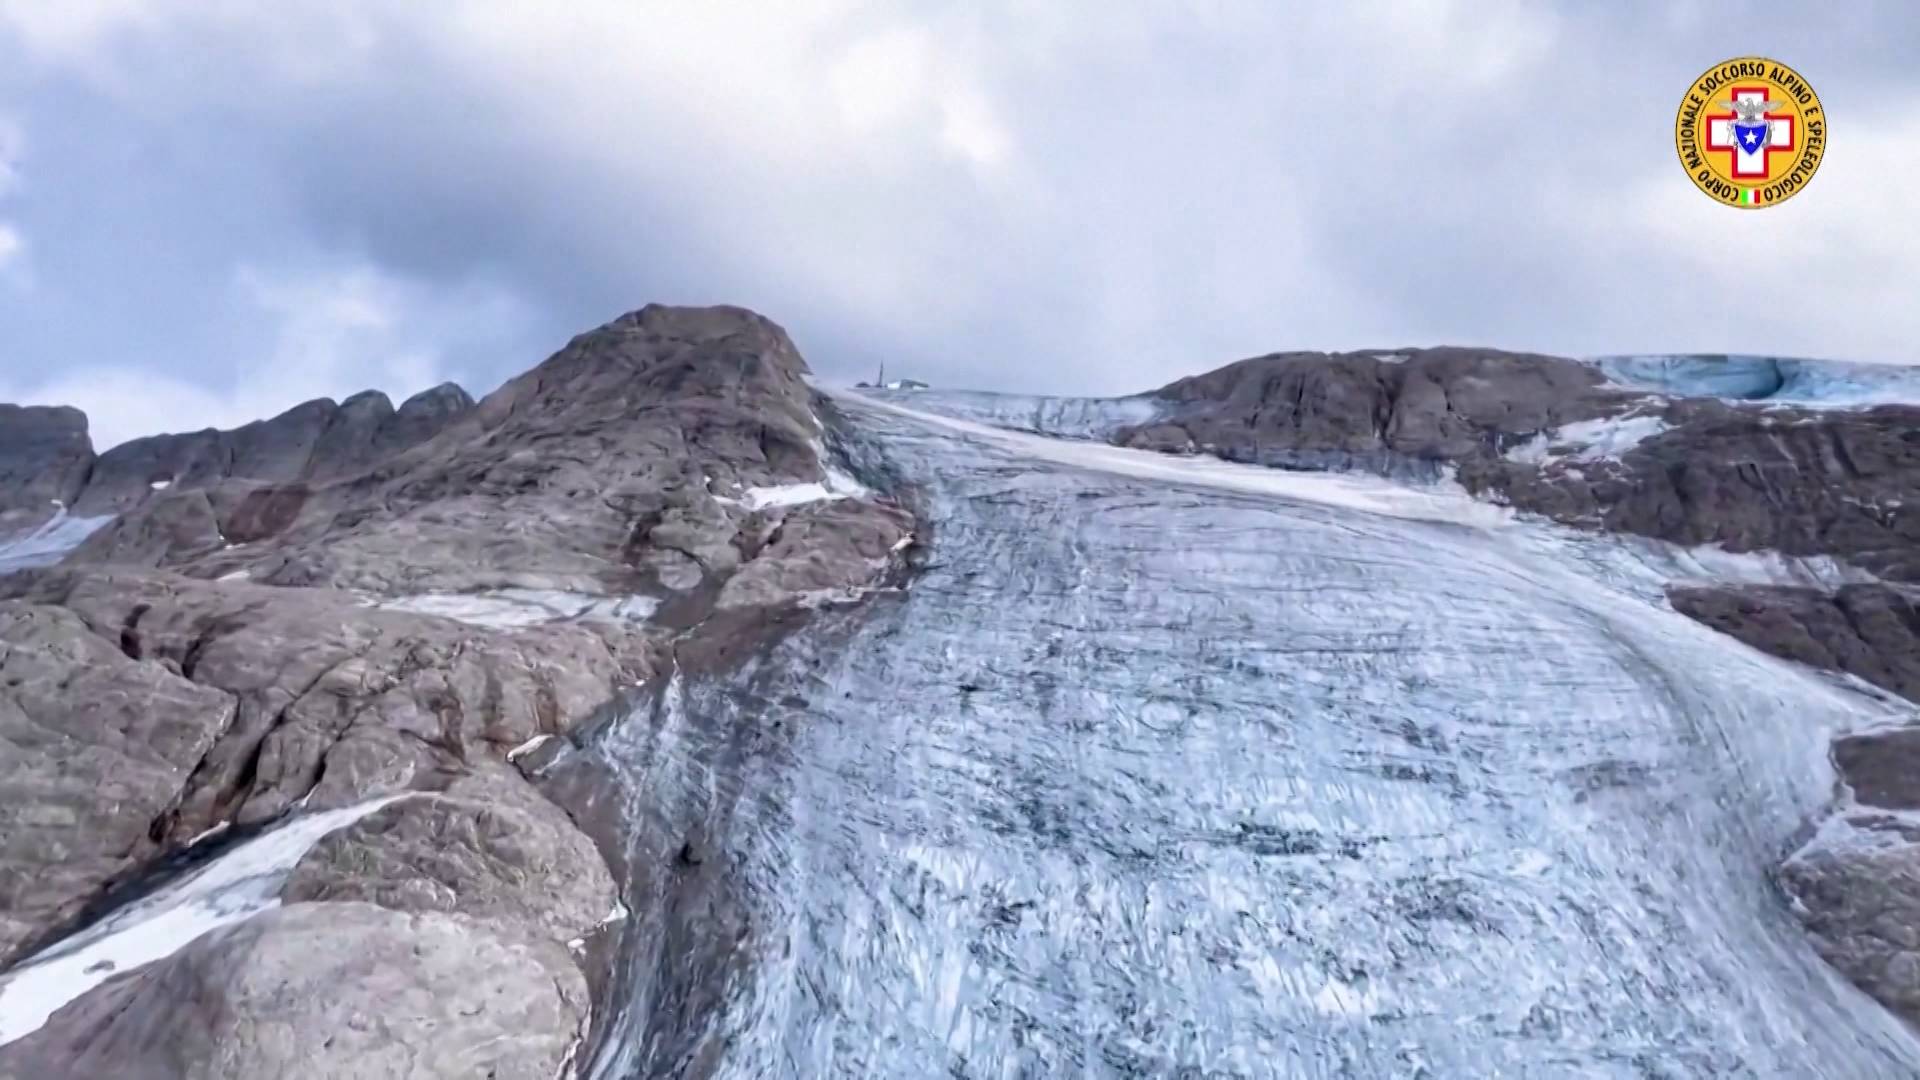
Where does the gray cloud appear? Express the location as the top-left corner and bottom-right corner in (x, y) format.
(0, 1), (1915, 447)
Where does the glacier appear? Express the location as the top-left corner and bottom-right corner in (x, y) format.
(571, 393), (1920, 1078)
(1589, 354), (1920, 408)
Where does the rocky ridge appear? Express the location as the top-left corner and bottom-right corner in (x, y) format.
(0, 304), (913, 1078)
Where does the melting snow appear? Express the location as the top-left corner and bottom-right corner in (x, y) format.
(1506, 414), (1670, 465)
(507, 734), (558, 763)
(376, 589), (658, 630)
(0, 795), (405, 1046)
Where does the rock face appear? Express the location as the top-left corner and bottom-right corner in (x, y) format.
(1120, 349), (1920, 580)
(0, 406), (91, 528)
(1104, 345), (1920, 1036)
(0, 902), (587, 1080)
(1122, 347), (1622, 469)
(0, 604), (236, 960)
(282, 769), (618, 947)
(0, 304), (914, 1071)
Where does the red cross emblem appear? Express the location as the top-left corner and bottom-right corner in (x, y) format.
(1705, 87), (1795, 179)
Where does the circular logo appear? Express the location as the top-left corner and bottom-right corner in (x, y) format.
(1675, 57), (1826, 209)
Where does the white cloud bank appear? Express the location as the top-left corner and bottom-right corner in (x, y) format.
(0, 1), (1915, 444)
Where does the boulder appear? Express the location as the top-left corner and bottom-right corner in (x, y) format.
(283, 768), (616, 946)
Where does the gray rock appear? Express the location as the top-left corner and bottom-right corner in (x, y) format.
(223, 398), (336, 483)
(304, 390), (394, 481)
(0, 405), (91, 528)
(57, 386), (474, 521)
(1668, 584), (1920, 704)
(283, 768), (617, 946)
(1124, 347), (1625, 465)
(0, 901), (588, 1080)
(1, 568), (652, 842)
(69, 429), (230, 517)
(67, 489), (227, 567)
(0, 603), (235, 964)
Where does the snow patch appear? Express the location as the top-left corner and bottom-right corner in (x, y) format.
(0, 510), (115, 573)
(149, 479), (172, 491)
(0, 795), (406, 1046)
(1506, 414), (1670, 465)
(377, 589), (658, 630)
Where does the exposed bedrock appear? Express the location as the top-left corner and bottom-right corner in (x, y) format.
(0, 901), (588, 1080)
(0, 304), (915, 1072)
(1118, 348), (1920, 580)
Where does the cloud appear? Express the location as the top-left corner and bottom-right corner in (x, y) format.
(0, 1), (1915, 443)
(0, 260), (531, 448)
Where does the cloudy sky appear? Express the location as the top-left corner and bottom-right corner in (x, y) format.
(0, 2), (1915, 447)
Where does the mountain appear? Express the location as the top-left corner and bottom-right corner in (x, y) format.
(0, 305), (913, 1075)
(2, 314), (1919, 1076)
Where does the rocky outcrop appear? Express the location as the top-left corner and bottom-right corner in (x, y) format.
(0, 901), (587, 1080)
(1668, 584), (1920, 703)
(0, 604), (236, 960)
(1108, 345), (1920, 1034)
(1118, 349), (1920, 581)
(1779, 723), (1920, 1028)
(0, 406), (91, 529)
(1120, 347), (1623, 468)
(0, 304), (914, 1071)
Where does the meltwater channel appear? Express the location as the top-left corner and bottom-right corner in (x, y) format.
(570, 392), (1920, 1078)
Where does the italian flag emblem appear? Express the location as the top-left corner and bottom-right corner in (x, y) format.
(1741, 188), (1760, 206)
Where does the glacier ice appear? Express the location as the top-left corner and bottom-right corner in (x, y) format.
(1505, 413), (1671, 465)
(1590, 354), (1920, 408)
(575, 395), (1920, 1077)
